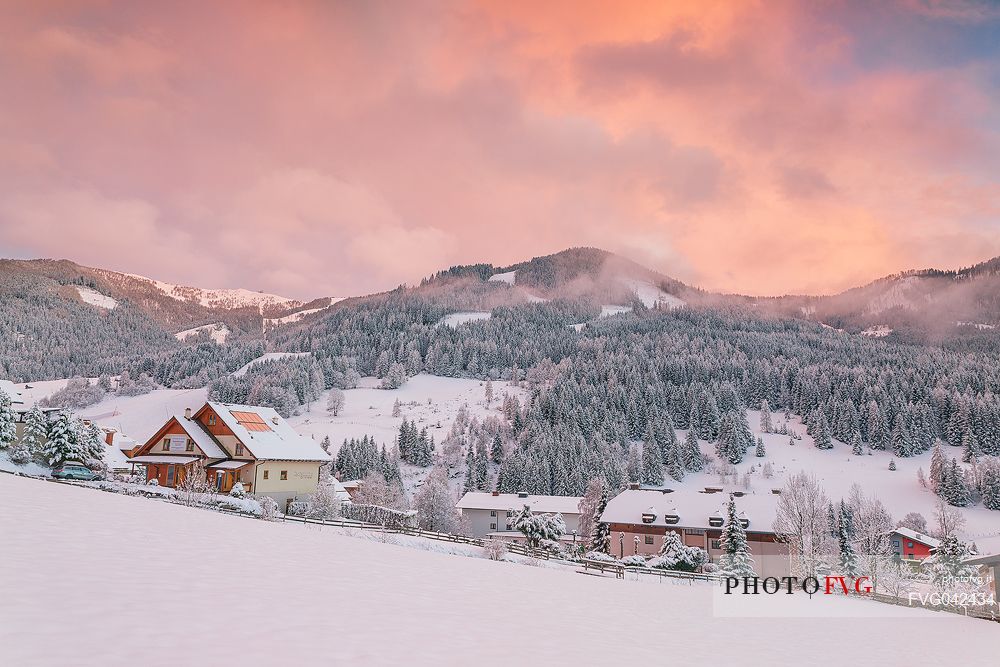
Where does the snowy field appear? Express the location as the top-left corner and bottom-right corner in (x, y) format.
(1, 474), (996, 667)
(174, 322), (231, 344)
(73, 286), (118, 310)
(231, 351), (311, 377)
(289, 374), (526, 453)
(437, 311), (492, 327)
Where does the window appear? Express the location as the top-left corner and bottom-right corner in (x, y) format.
(687, 529), (705, 535)
(208, 414), (216, 426)
(263, 470), (269, 480)
(892, 540), (901, 548)
(162, 438), (170, 451)
(236, 443), (245, 456)
(907, 542), (914, 549)
(505, 523), (512, 530)
(490, 510), (496, 517)
(166, 466), (175, 486)
(710, 540), (722, 550)
(280, 470), (288, 481)
(185, 439), (194, 452)
(490, 523), (497, 530)
(644, 535), (654, 545)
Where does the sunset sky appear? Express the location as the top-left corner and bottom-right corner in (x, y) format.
(1, 1), (998, 298)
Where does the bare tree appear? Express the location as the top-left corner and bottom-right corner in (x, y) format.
(326, 389), (345, 416)
(177, 461), (212, 506)
(850, 487), (894, 593)
(897, 512), (928, 534)
(576, 478), (606, 542)
(773, 471), (833, 577)
(932, 497), (966, 539)
(414, 466), (460, 532)
(353, 471), (408, 511)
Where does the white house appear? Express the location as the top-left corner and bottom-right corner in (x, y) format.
(456, 491), (584, 542)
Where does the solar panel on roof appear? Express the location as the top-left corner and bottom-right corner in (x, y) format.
(231, 410), (272, 432)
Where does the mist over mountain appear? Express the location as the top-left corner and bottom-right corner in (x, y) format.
(2, 248), (1000, 382)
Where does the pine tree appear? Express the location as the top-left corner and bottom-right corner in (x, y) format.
(641, 439), (663, 486)
(43, 412), (80, 466)
(850, 430), (863, 456)
(759, 400), (773, 434)
(837, 501), (860, 576)
(930, 442), (946, 493)
(755, 437), (766, 458)
(490, 433), (504, 464)
(0, 391), (16, 449)
(21, 406), (48, 460)
(665, 441), (685, 481)
(813, 411), (833, 450)
(683, 429), (703, 471)
(888, 459), (896, 471)
(626, 445), (641, 483)
(463, 447), (478, 492)
(980, 465), (1000, 511)
(590, 488), (611, 554)
(718, 494), (754, 577)
(941, 459), (971, 507)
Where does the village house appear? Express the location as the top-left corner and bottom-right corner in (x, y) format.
(1, 380), (61, 444)
(888, 527), (939, 562)
(456, 491), (585, 545)
(129, 402), (329, 507)
(599, 485), (790, 577)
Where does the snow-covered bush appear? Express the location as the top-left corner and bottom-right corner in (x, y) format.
(286, 501), (309, 516)
(7, 442), (32, 465)
(703, 563), (720, 574)
(307, 481), (341, 520)
(146, 478), (159, 487)
(655, 531), (710, 572)
(341, 503), (416, 528)
(260, 496), (280, 521)
(585, 551), (618, 563)
(229, 482), (246, 498)
(621, 555), (648, 567)
(483, 538), (508, 561)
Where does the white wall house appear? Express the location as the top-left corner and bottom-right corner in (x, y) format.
(456, 491), (584, 541)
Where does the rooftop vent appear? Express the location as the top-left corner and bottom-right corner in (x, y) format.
(184, 407), (191, 420)
(704, 486), (723, 494)
(271, 416), (279, 425)
(771, 489), (782, 495)
(732, 491), (746, 498)
(628, 482), (640, 490)
(491, 491), (499, 497)
(517, 491), (529, 498)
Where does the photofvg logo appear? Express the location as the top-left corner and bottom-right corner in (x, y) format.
(710, 558), (996, 618)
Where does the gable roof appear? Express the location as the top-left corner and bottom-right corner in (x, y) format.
(140, 415), (228, 460)
(890, 526), (940, 548)
(600, 488), (780, 533)
(456, 492), (583, 515)
(203, 402), (329, 462)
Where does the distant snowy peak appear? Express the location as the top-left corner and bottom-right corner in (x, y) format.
(108, 270), (301, 313)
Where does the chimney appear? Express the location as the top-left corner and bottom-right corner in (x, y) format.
(271, 416), (279, 425)
(184, 407), (192, 420)
(104, 430), (115, 446)
(491, 491), (499, 496)
(628, 482), (640, 490)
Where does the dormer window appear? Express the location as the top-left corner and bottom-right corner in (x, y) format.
(208, 414), (216, 426)
(641, 511), (656, 524)
(185, 439), (194, 452)
(162, 438), (170, 451)
(663, 514), (680, 525)
(708, 516), (724, 528)
(740, 519), (750, 529)
(236, 443), (245, 456)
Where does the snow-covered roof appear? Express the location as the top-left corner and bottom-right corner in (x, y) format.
(128, 455), (202, 465)
(206, 402), (329, 462)
(207, 459), (252, 470)
(600, 489), (780, 533)
(890, 526), (940, 548)
(456, 492), (583, 515)
(0, 380), (24, 405)
(171, 415), (228, 459)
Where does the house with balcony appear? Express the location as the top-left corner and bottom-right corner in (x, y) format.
(599, 485), (789, 576)
(129, 401), (329, 506)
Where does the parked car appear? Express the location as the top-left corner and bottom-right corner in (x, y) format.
(51, 462), (103, 481)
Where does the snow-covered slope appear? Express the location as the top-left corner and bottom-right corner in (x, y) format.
(2, 474), (995, 667)
(116, 271), (300, 313)
(73, 286), (118, 310)
(619, 277), (685, 309)
(231, 352), (311, 377)
(488, 270), (516, 285)
(174, 322), (231, 344)
(438, 312), (491, 327)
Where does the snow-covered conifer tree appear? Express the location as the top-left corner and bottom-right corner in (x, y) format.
(590, 487), (611, 554)
(0, 391), (16, 450)
(755, 437), (766, 458)
(718, 494), (754, 577)
(43, 412), (80, 466)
